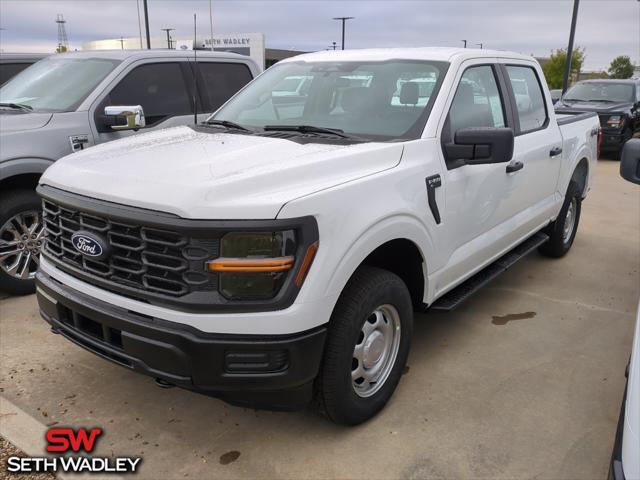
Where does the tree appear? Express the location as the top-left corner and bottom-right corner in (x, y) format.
(542, 48), (585, 89)
(55, 45), (68, 53)
(608, 55), (634, 79)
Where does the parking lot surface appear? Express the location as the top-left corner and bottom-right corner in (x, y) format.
(1, 158), (638, 479)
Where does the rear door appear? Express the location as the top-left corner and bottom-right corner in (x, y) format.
(499, 61), (563, 217)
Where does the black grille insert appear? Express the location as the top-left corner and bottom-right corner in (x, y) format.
(43, 200), (219, 297)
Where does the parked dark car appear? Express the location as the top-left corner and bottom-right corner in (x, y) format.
(556, 79), (640, 158)
(0, 53), (47, 84)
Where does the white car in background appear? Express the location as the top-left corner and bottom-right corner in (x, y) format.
(610, 139), (640, 480)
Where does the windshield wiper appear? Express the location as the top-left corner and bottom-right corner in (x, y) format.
(587, 99), (616, 103)
(562, 98), (586, 102)
(204, 119), (252, 132)
(0, 102), (33, 112)
(263, 124), (361, 140)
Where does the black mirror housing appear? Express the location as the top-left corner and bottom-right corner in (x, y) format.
(620, 138), (640, 185)
(450, 127), (514, 165)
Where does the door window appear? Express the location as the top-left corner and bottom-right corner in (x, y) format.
(198, 62), (253, 111)
(108, 62), (192, 125)
(448, 65), (506, 135)
(505, 65), (547, 133)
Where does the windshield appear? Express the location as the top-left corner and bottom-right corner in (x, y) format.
(0, 57), (120, 112)
(211, 60), (448, 141)
(563, 82), (635, 103)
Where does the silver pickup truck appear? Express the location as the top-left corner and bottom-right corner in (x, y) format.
(0, 49), (259, 294)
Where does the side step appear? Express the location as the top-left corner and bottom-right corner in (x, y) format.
(429, 231), (549, 312)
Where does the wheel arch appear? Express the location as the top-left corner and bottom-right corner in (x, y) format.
(0, 158), (53, 193)
(571, 157), (589, 198)
(322, 215), (434, 309)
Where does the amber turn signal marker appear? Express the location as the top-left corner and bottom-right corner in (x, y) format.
(294, 242), (318, 287)
(207, 256), (295, 272)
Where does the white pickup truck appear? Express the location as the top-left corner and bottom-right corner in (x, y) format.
(35, 48), (600, 425)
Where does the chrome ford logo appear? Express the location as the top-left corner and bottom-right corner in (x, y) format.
(71, 231), (108, 259)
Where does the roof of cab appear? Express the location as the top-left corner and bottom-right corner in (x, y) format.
(279, 47), (535, 64)
(0, 53), (49, 61)
(51, 49), (254, 62)
(577, 78), (640, 85)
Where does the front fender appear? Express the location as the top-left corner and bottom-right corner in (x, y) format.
(323, 214), (435, 302)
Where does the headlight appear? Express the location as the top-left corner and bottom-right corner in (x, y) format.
(206, 230), (303, 300)
(606, 115), (624, 128)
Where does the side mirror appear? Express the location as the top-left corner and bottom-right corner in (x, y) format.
(620, 138), (640, 185)
(104, 105), (145, 131)
(446, 127), (514, 165)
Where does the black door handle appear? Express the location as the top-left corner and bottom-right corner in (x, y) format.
(549, 147), (563, 156)
(506, 161), (524, 173)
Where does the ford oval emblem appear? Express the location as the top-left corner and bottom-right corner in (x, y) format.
(71, 231), (109, 260)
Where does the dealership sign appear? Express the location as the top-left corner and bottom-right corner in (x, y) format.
(6, 427), (142, 474)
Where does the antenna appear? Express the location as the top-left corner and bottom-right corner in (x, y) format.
(55, 14), (69, 52)
(193, 13), (198, 125)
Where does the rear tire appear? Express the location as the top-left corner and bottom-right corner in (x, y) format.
(0, 189), (43, 295)
(538, 180), (581, 258)
(316, 266), (413, 425)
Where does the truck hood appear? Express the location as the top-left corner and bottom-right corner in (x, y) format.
(40, 126), (404, 219)
(0, 112), (53, 132)
(555, 100), (631, 114)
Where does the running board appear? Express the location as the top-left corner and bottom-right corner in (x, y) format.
(429, 231), (549, 311)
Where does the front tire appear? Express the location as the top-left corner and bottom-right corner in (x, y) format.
(538, 180), (581, 258)
(316, 266), (413, 425)
(0, 189), (44, 295)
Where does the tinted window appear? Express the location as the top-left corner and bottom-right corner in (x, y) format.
(109, 62), (192, 125)
(0, 63), (32, 85)
(506, 65), (547, 133)
(448, 65), (505, 134)
(198, 62), (252, 111)
(564, 82), (635, 103)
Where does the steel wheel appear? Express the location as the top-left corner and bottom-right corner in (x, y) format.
(562, 197), (577, 244)
(0, 210), (44, 281)
(352, 304), (401, 398)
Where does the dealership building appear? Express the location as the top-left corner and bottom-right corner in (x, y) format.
(82, 33), (304, 69)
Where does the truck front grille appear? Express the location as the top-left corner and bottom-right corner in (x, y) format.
(42, 199), (219, 297)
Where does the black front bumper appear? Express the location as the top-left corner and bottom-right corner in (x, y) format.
(36, 270), (327, 410)
(601, 129), (626, 150)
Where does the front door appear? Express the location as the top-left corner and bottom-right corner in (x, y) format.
(434, 62), (528, 295)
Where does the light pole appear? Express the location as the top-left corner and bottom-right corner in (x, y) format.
(143, 0), (151, 49)
(161, 28), (174, 49)
(461, 39), (467, 48)
(333, 17), (354, 50)
(562, 0), (580, 94)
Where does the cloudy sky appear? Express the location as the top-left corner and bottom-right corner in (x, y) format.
(0, 0), (638, 71)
